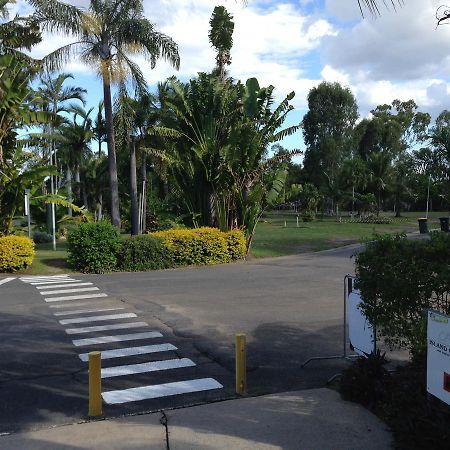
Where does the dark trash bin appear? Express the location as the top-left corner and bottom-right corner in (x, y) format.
(439, 217), (449, 232)
(418, 218), (428, 234)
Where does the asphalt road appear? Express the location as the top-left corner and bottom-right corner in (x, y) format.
(0, 244), (360, 433)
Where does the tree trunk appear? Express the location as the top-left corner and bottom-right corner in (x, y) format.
(130, 138), (139, 236)
(141, 151), (147, 232)
(75, 167), (81, 202)
(96, 192), (103, 222)
(67, 166), (73, 217)
(102, 70), (121, 228)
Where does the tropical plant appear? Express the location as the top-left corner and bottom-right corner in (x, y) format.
(0, 0), (41, 61)
(32, 0), (180, 228)
(208, 6), (234, 80)
(58, 104), (94, 212)
(366, 151), (392, 215)
(148, 74), (300, 251)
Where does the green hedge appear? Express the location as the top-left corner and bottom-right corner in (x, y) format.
(355, 232), (450, 357)
(118, 235), (174, 271)
(67, 224), (246, 273)
(67, 221), (121, 273)
(151, 227), (246, 266)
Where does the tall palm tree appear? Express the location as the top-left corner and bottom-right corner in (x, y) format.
(36, 72), (86, 173)
(31, 0), (180, 228)
(208, 6), (234, 80)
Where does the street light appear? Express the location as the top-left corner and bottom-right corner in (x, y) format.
(24, 189), (31, 238)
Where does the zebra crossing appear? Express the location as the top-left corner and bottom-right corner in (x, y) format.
(20, 274), (223, 406)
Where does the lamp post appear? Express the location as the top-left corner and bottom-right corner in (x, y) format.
(24, 189), (31, 238)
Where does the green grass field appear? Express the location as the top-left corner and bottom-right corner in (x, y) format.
(18, 241), (69, 275)
(250, 211), (446, 258)
(12, 211), (448, 274)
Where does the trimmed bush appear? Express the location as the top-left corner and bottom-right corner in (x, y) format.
(152, 227), (244, 266)
(355, 232), (450, 357)
(32, 231), (53, 244)
(0, 235), (35, 272)
(225, 229), (247, 260)
(67, 221), (120, 273)
(118, 235), (174, 271)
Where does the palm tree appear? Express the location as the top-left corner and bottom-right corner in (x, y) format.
(36, 72), (86, 176)
(208, 6), (234, 80)
(367, 151), (392, 215)
(31, 0), (180, 228)
(93, 101), (107, 158)
(0, 0), (41, 61)
(58, 105), (94, 214)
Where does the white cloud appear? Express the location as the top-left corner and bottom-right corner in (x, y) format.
(24, 0), (334, 110)
(16, 0), (450, 137)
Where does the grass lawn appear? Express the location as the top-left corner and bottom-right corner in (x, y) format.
(250, 211), (446, 258)
(18, 241), (70, 276)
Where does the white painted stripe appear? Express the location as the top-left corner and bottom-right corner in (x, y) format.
(0, 277), (15, 286)
(100, 358), (195, 378)
(20, 275), (71, 281)
(45, 293), (108, 302)
(102, 378), (223, 404)
(21, 274), (70, 278)
(60, 313), (137, 325)
(37, 282), (93, 290)
(40, 287), (99, 295)
(49, 300), (113, 309)
(30, 280), (80, 285)
(72, 331), (163, 347)
(79, 343), (177, 362)
(65, 322), (148, 334)
(54, 307), (124, 317)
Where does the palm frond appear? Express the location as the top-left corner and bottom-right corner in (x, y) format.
(357, 0), (404, 17)
(30, 0), (83, 34)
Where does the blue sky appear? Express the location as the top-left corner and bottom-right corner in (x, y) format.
(12, 0), (450, 155)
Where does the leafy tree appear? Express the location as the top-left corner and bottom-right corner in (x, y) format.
(428, 111), (450, 210)
(32, 0), (180, 228)
(302, 81), (358, 212)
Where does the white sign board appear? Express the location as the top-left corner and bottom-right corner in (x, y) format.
(347, 280), (375, 357)
(427, 310), (450, 405)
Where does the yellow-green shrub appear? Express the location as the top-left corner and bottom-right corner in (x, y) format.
(151, 227), (245, 266)
(225, 229), (247, 260)
(0, 235), (35, 272)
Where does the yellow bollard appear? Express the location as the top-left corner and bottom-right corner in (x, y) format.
(235, 333), (247, 395)
(88, 351), (102, 417)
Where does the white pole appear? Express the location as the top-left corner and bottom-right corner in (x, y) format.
(24, 189), (31, 238)
(50, 146), (56, 251)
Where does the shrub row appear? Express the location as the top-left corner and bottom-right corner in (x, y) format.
(0, 235), (35, 272)
(151, 227), (246, 266)
(67, 222), (246, 273)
